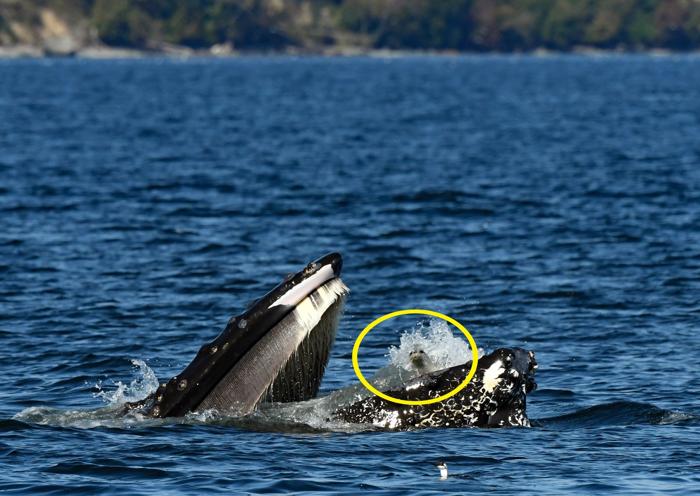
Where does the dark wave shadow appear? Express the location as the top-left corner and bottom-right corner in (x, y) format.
(535, 401), (698, 428)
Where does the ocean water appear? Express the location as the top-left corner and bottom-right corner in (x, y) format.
(1, 55), (700, 494)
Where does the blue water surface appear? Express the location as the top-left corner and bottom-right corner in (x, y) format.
(1, 55), (700, 494)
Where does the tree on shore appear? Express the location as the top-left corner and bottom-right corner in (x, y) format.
(3, 0), (700, 51)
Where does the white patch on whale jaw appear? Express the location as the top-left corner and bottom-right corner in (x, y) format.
(373, 410), (400, 429)
(482, 360), (505, 392)
(270, 265), (336, 308)
(195, 278), (349, 415)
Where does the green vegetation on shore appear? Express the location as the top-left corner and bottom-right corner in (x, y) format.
(2, 0), (700, 53)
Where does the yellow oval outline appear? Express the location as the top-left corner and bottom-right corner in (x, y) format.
(351, 309), (479, 406)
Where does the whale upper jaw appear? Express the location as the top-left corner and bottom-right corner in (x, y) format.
(333, 347), (538, 430)
(134, 253), (347, 418)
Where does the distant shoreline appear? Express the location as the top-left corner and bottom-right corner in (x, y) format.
(5, 1), (700, 63)
(1, 44), (699, 60)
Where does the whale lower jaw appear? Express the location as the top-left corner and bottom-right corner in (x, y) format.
(196, 278), (348, 415)
(332, 348), (537, 430)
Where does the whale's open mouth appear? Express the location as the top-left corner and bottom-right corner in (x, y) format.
(138, 253), (348, 418)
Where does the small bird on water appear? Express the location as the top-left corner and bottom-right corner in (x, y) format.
(436, 461), (448, 479)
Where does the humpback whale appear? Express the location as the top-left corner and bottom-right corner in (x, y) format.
(332, 348), (537, 429)
(128, 252), (348, 417)
(126, 252), (537, 429)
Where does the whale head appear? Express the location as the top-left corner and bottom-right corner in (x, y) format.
(334, 347), (537, 429)
(139, 253), (348, 417)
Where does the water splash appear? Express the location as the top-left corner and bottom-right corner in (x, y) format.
(94, 359), (159, 406)
(387, 318), (482, 373)
(14, 359), (162, 429)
